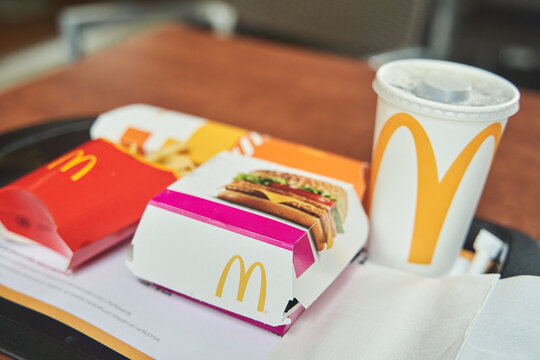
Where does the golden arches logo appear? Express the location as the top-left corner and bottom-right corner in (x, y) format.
(368, 113), (502, 264)
(47, 149), (97, 181)
(215, 255), (267, 312)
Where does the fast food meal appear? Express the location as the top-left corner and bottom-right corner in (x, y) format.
(217, 170), (347, 251)
(1, 104), (367, 276)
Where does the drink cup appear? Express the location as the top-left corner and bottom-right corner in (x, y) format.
(367, 59), (520, 276)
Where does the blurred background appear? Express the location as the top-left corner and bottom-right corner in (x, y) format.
(0, 0), (539, 91)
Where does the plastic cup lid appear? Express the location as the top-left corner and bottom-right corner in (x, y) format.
(373, 59), (520, 121)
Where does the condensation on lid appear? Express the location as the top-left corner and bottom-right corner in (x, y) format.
(373, 59), (520, 121)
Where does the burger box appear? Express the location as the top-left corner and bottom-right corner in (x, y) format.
(126, 152), (369, 335)
(0, 104), (367, 272)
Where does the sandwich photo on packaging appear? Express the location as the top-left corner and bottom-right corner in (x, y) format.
(218, 170), (348, 252)
(126, 152), (369, 334)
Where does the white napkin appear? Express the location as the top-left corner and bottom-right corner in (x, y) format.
(268, 261), (499, 360)
(458, 275), (540, 359)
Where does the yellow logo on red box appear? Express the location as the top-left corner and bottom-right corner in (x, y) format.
(47, 149), (97, 181)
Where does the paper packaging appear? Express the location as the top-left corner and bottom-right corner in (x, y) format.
(91, 104), (367, 197)
(0, 139), (177, 271)
(126, 152), (369, 335)
(367, 59), (520, 277)
(0, 104), (366, 271)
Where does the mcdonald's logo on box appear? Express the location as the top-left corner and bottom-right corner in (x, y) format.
(126, 153), (369, 334)
(215, 255), (267, 313)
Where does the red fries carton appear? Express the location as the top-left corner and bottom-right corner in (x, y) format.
(0, 139), (177, 270)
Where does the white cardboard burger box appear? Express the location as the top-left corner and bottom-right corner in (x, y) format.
(126, 152), (369, 334)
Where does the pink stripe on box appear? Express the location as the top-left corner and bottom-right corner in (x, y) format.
(149, 190), (315, 277)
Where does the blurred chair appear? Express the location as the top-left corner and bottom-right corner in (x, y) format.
(450, 0), (540, 89)
(59, 0), (458, 66)
(59, 1), (238, 60)
(223, 0), (456, 66)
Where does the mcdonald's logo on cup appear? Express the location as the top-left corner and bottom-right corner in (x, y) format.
(369, 113), (501, 265)
(368, 59), (519, 276)
(215, 255), (267, 312)
(47, 149), (97, 181)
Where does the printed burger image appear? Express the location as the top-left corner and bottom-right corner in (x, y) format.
(217, 170), (347, 251)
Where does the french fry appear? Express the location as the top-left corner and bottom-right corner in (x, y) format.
(120, 138), (195, 178)
(145, 141), (188, 163)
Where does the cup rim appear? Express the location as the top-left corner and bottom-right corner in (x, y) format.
(373, 59), (520, 122)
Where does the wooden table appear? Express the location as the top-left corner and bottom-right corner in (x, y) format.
(0, 24), (538, 240)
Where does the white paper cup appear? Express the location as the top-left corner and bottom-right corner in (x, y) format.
(367, 59), (519, 277)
